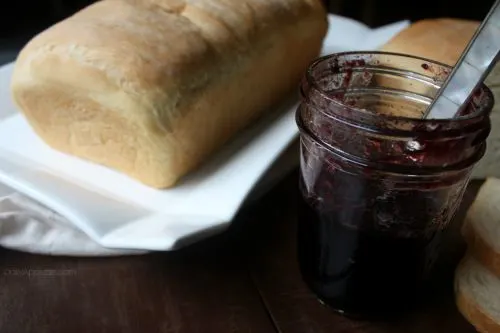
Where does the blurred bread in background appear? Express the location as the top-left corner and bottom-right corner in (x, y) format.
(380, 18), (478, 65)
(381, 18), (500, 180)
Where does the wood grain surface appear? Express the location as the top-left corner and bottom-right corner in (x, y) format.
(0, 169), (484, 333)
(0, 210), (276, 333)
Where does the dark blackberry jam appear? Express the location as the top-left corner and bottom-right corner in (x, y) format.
(296, 52), (493, 318)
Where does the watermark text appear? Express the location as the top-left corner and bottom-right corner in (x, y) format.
(3, 268), (77, 277)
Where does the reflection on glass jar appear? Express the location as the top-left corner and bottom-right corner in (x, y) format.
(296, 52), (493, 319)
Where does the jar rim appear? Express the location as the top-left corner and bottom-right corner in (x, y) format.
(296, 109), (488, 175)
(305, 51), (494, 124)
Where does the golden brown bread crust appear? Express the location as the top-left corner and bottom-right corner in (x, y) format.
(455, 258), (500, 333)
(380, 18), (479, 66)
(11, 0), (328, 188)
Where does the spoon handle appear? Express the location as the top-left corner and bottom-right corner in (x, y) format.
(424, 0), (500, 119)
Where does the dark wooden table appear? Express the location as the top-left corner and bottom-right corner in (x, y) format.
(0, 170), (482, 333)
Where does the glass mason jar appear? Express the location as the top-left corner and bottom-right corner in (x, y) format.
(296, 52), (493, 319)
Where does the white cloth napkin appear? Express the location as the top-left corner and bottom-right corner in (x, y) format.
(0, 190), (145, 256)
(0, 15), (409, 256)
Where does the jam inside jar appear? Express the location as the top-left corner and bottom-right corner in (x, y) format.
(296, 52), (493, 319)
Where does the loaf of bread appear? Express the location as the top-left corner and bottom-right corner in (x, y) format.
(10, 0), (328, 188)
(455, 256), (500, 333)
(381, 19), (500, 180)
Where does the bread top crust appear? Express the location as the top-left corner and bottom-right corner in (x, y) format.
(381, 18), (479, 66)
(11, 0), (327, 132)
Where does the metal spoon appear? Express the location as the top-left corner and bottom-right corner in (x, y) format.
(423, 0), (500, 119)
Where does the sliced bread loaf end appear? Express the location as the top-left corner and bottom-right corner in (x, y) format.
(455, 256), (500, 333)
(462, 178), (500, 278)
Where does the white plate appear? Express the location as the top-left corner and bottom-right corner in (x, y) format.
(0, 62), (302, 251)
